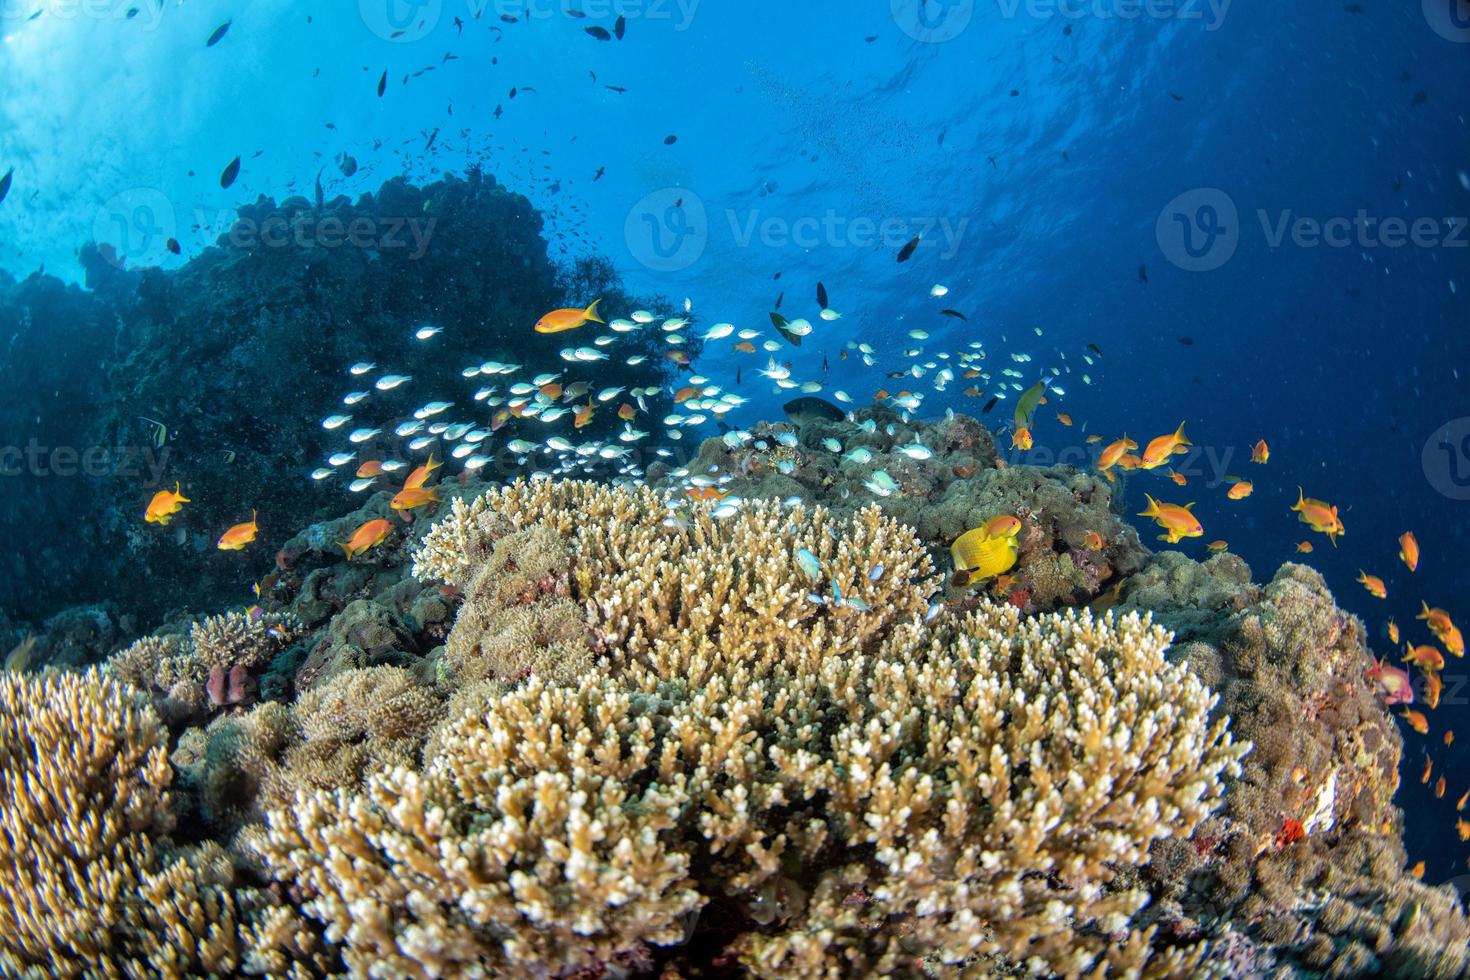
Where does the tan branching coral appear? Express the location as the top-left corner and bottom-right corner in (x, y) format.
(249, 481), (1244, 978)
(0, 670), (323, 977)
(105, 611), (301, 719)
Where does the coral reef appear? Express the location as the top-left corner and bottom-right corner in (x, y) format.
(245, 480), (1243, 978)
(667, 406), (1150, 614)
(0, 671), (325, 977)
(0, 172), (681, 632)
(1, 408), (1465, 976)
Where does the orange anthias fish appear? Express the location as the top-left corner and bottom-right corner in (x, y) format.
(1296, 541), (1314, 554)
(1170, 472), (1188, 486)
(1401, 709), (1430, 735)
(534, 298), (603, 334)
(1399, 531), (1419, 572)
(1291, 487), (1345, 546)
(1357, 571), (1387, 599)
(1418, 602), (1465, 657)
(144, 482), (190, 525)
(674, 386), (700, 404)
(1367, 656), (1415, 705)
(1423, 670), (1443, 710)
(1405, 643), (1445, 673)
(733, 341), (757, 353)
(1251, 439), (1270, 464)
(356, 460), (384, 479)
(539, 382), (564, 400)
(1140, 422), (1190, 470)
(1057, 412), (1073, 427)
(340, 518), (393, 559)
(665, 350), (692, 367)
(1098, 435), (1137, 471)
(404, 453), (441, 491)
(617, 403), (637, 421)
(1011, 427), (1033, 450)
(984, 515), (1022, 539)
(1227, 481), (1253, 500)
(217, 511), (259, 551)
(1138, 494), (1203, 545)
(1208, 540), (1229, 552)
(574, 401), (596, 429)
(390, 487), (439, 511)
(686, 486), (729, 502)
(1388, 619), (1400, 644)
(1115, 453), (1143, 471)
(1084, 530), (1105, 551)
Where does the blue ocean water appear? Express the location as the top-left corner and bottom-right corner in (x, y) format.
(1, 0), (1467, 884)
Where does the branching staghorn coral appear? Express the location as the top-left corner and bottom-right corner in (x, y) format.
(249, 481), (1245, 978)
(0, 670), (324, 978)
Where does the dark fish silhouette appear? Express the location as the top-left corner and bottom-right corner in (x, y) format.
(783, 397), (844, 425)
(1177, 335), (1195, 346)
(816, 281), (828, 308)
(664, 134), (677, 145)
(220, 156), (241, 189)
(0, 168), (11, 205)
(585, 26), (611, 40)
(206, 20), (230, 47)
(593, 166), (605, 181)
(771, 312), (802, 346)
(941, 309), (967, 320)
(614, 15), (626, 39)
(774, 291), (784, 310)
(166, 238), (181, 255)
(1086, 343), (1103, 357)
(605, 85), (627, 93)
(338, 153), (358, 177)
(897, 235), (920, 262)
(1138, 264), (1149, 284)
(982, 397), (999, 414)
(377, 71), (387, 97)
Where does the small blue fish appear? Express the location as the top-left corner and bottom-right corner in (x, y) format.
(869, 564), (885, 582)
(822, 438), (842, 453)
(846, 594), (873, 612)
(777, 459), (797, 475)
(843, 448), (874, 465)
(860, 419), (877, 434)
(776, 431), (799, 448)
(832, 578), (843, 604)
(925, 603), (944, 623)
(795, 547), (822, 582)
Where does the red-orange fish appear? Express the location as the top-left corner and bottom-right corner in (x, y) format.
(144, 482), (190, 525)
(217, 511), (259, 551)
(1399, 531), (1419, 572)
(534, 298), (603, 334)
(340, 519), (393, 559)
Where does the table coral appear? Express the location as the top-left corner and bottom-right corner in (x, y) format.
(250, 480), (1245, 978)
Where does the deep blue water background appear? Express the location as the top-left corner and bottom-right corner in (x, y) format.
(1, 0), (1467, 879)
